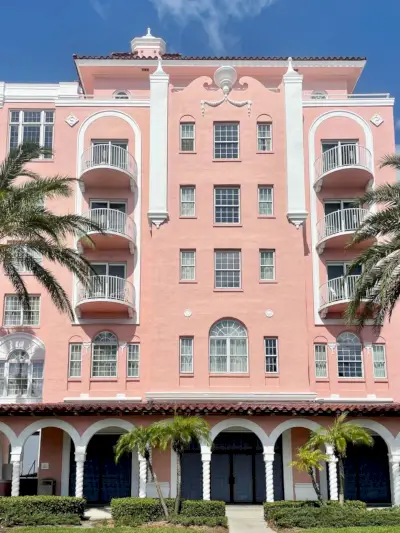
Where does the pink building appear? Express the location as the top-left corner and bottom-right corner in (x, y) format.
(0, 28), (398, 505)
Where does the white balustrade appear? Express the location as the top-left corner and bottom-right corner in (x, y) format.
(76, 275), (134, 306)
(84, 208), (136, 242)
(81, 144), (137, 178)
(319, 275), (361, 308)
(315, 144), (372, 182)
(317, 208), (369, 243)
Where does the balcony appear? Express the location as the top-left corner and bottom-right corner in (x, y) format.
(78, 209), (136, 254)
(319, 275), (361, 317)
(316, 208), (369, 253)
(80, 144), (137, 192)
(314, 145), (373, 192)
(75, 275), (135, 318)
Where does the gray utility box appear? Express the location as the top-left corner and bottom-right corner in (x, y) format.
(37, 478), (56, 496)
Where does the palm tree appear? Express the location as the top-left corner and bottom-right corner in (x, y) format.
(115, 426), (169, 518)
(153, 416), (211, 514)
(0, 143), (102, 319)
(290, 445), (328, 505)
(307, 413), (373, 504)
(345, 157), (400, 327)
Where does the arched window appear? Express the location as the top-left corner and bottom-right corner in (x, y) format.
(0, 350), (44, 398)
(337, 332), (363, 378)
(311, 90), (328, 100)
(180, 117), (195, 152)
(113, 90), (130, 100)
(209, 319), (248, 374)
(92, 331), (118, 377)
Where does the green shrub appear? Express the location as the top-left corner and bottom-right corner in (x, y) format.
(1, 512), (81, 527)
(0, 496), (85, 526)
(264, 500), (366, 520)
(180, 499), (225, 517)
(170, 515), (228, 527)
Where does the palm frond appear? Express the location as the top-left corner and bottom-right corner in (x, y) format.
(380, 154), (400, 171)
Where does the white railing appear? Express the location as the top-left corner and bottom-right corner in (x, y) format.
(81, 144), (137, 178)
(317, 208), (369, 242)
(315, 144), (372, 181)
(77, 275), (134, 306)
(84, 208), (136, 242)
(320, 275), (361, 308)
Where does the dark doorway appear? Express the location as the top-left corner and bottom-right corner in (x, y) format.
(69, 435), (132, 503)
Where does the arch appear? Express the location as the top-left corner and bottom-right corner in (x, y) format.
(0, 422), (18, 448)
(0, 333), (45, 361)
(113, 90), (130, 100)
(337, 332), (361, 344)
(314, 335), (328, 343)
(80, 418), (135, 447)
(268, 418), (323, 448)
(257, 113), (273, 121)
(210, 418), (269, 447)
(180, 114), (196, 122)
(93, 331), (118, 344)
(18, 420), (81, 448)
(209, 319), (248, 374)
(209, 318), (247, 338)
(351, 419), (396, 452)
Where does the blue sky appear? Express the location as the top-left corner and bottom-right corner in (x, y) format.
(1, 0), (399, 134)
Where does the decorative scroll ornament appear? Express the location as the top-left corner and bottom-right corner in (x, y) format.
(201, 66), (252, 116)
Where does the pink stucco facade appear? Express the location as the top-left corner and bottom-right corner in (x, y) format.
(0, 29), (398, 505)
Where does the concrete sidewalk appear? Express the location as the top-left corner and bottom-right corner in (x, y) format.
(226, 505), (276, 533)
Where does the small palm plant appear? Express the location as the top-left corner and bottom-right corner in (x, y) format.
(290, 445), (328, 505)
(0, 142), (102, 318)
(115, 425), (169, 518)
(307, 413), (373, 505)
(153, 416), (211, 514)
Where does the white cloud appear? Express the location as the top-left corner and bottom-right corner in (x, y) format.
(148, 0), (279, 55)
(89, 0), (109, 20)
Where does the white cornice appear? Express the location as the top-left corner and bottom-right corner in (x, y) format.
(317, 396), (393, 403)
(303, 98), (395, 107)
(64, 396), (142, 402)
(146, 392), (318, 402)
(56, 99), (150, 107)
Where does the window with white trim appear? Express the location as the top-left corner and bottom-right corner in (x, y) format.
(91, 331), (118, 378)
(0, 350), (43, 398)
(180, 186), (195, 217)
(11, 245), (43, 274)
(68, 344), (82, 378)
(260, 250), (275, 281)
(372, 344), (387, 379)
(127, 344), (140, 378)
(258, 186), (274, 216)
(215, 250), (241, 289)
(180, 250), (196, 281)
(210, 319), (248, 374)
(214, 187), (240, 224)
(180, 337), (193, 374)
(265, 338), (278, 373)
(214, 122), (239, 159)
(9, 110), (54, 157)
(113, 90), (130, 100)
(257, 122), (272, 152)
(3, 295), (40, 327)
(180, 123), (195, 152)
(314, 344), (328, 378)
(337, 332), (363, 378)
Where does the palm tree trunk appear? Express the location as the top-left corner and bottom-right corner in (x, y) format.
(174, 451), (183, 515)
(338, 456), (345, 505)
(146, 458), (169, 518)
(308, 467), (324, 506)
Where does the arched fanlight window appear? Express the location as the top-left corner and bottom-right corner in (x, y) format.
(311, 90), (328, 100)
(92, 331), (118, 377)
(0, 349), (44, 398)
(209, 319), (248, 374)
(113, 90), (130, 100)
(337, 332), (363, 378)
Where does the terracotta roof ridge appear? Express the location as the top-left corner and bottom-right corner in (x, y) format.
(73, 53), (366, 61)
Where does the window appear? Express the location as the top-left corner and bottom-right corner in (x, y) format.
(209, 319), (248, 373)
(214, 187), (240, 224)
(127, 344), (140, 378)
(215, 250), (241, 289)
(258, 186), (274, 216)
(180, 186), (195, 217)
(372, 344), (387, 379)
(3, 295), (40, 327)
(90, 140), (128, 169)
(0, 350), (43, 398)
(214, 122), (239, 159)
(260, 250), (275, 281)
(11, 245), (43, 274)
(257, 122), (272, 152)
(68, 344), (82, 378)
(180, 337), (193, 374)
(92, 331), (118, 378)
(314, 344), (328, 378)
(113, 90), (130, 100)
(9, 110), (54, 157)
(180, 123), (195, 152)
(265, 338), (278, 373)
(321, 140), (359, 172)
(180, 250), (196, 281)
(337, 332), (363, 378)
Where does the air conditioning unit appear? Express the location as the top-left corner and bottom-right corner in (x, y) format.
(37, 478), (56, 496)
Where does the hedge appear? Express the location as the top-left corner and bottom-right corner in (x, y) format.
(169, 516), (228, 527)
(264, 500), (366, 519)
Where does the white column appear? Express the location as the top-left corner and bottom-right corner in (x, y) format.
(283, 58), (307, 228)
(201, 447), (211, 501)
(139, 453), (147, 498)
(74, 446), (86, 498)
(389, 454), (400, 506)
(264, 447), (275, 503)
(328, 454), (338, 501)
(10, 448), (22, 497)
(148, 58), (169, 228)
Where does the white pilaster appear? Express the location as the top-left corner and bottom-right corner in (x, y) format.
(264, 447), (275, 502)
(328, 454), (338, 501)
(201, 447), (211, 501)
(283, 58), (307, 228)
(10, 448), (22, 497)
(390, 454), (400, 506)
(139, 453), (147, 498)
(148, 58), (169, 228)
(74, 446), (86, 498)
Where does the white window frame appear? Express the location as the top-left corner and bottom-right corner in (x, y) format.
(214, 250), (241, 289)
(257, 122), (272, 152)
(113, 90), (130, 100)
(258, 186), (274, 216)
(180, 186), (196, 217)
(260, 250), (275, 281)
(209, 320), (248, 374)
(180, 250), (196, 281)
(314, 344), (328, 378)
(214, 122), (240, 159)
(180, 122), (195, 152)
(68, 344), (82, 378)
(10, 244), (43, 274)
(127, 344), (140, 378)
(337, 332), (364, 379)
(0, 350), (44, 399)
(264, 337), (278, 374)
(372, 344), (387, 379)
(214, 186), (241, 224)
(91, 331), (118, 378)
(3, 295), (40, 327)
(9, 110), (54, 158)
(179, 337), (194, 374)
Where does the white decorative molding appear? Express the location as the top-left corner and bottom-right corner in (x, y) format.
(265, 309), (274, 318)
(201, 66), (252, 116)
(146, 392), (317, 402)
(64, 396), (142, 403)
(317, 396), (393, 403)
(327, 343), (336, 352)
(370, 113), (384, 126)
(65, 114), (79, 127)
(304, 99), (394, 108)
(131, 27), (166, 56)
(184, 309), (192, 317)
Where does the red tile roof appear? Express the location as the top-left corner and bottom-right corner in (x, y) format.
(0, 402), (396, 417)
